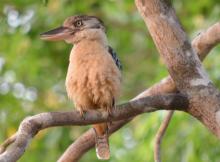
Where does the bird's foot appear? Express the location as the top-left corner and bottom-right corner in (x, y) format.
(78, 110), (86, 120)
(106, 107), (113, 118)
(107, 122), (112, 130)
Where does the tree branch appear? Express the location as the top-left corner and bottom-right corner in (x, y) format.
(153, 21), (220, 162)
(0, 94), (187, 162)
(136, 0), (211, 90)
(59, 21), (220, 162)
(135, 0), (220, 137)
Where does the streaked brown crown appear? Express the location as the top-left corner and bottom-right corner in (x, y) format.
(63, 15), (104, 27)
(61, 15), (105, 33)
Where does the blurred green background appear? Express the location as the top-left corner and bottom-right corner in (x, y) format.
(0, 0), (220, 162)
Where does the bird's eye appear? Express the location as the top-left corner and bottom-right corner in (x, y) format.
(74, 20), (83, 27)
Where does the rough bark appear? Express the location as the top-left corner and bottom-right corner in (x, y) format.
(153, 22), (220, 162)
(135, 0), (220, 137)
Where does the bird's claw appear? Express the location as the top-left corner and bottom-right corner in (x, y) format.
(107, 107), (113, 118)
(78, 110), (86, 120)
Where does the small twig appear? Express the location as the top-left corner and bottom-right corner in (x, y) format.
(154, 111), (174, 162)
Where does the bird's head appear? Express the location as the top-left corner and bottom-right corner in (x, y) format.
(40, 15), (106, 44)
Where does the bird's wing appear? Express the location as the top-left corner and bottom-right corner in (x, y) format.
(108, 46), (122, 70)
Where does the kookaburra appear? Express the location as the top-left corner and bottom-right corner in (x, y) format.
(40, 15), (122, 160)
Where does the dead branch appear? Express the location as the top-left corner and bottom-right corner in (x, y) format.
(59, 21), (220, 162)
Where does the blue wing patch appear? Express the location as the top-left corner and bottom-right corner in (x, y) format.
(108, 46), (122, 70)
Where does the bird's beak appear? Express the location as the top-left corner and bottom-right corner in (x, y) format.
(40, 26), (73, 41)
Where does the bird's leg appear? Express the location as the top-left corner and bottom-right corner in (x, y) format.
(106, 98), (116, 127)
(106, 107), (113, 128)
(106, 98), (115, 118)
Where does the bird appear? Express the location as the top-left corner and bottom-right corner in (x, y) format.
(40, 15), (122, 160)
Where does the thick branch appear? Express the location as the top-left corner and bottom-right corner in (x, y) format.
(59, 22), (220, 162)
(0, 94), (187, 162)
(139, 22), (220, 162)
(135, 22), (220, 99)
(135, 0), (211, 91)
(135, 0), (220, 136)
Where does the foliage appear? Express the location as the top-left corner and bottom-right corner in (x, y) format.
(0, 0), (220, 161)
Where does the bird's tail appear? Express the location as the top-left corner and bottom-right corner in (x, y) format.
(93, 123), (110, 160)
